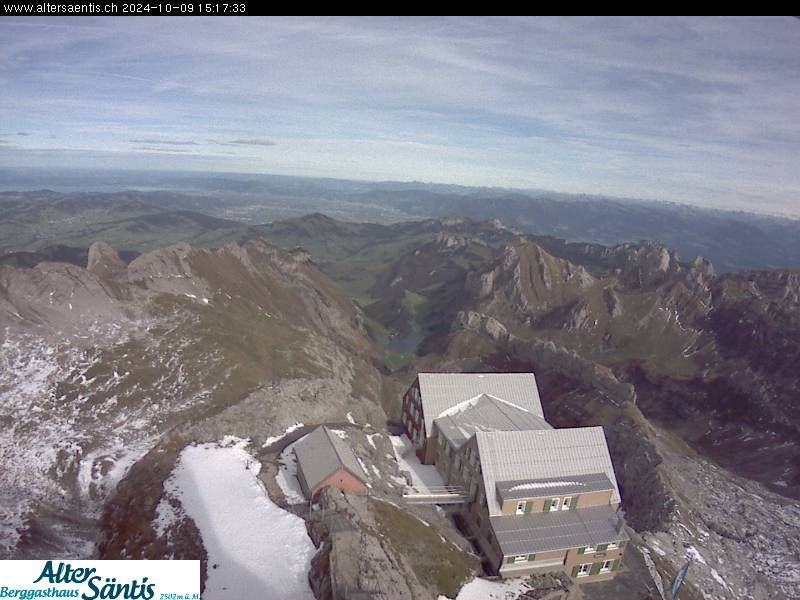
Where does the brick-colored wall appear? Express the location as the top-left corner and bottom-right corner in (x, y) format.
(310, 468), (367, 500)
(576, 490), (613, 509)
(499, 489), (614, 515)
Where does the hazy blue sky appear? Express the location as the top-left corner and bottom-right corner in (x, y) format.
(1, 16), (799, 215)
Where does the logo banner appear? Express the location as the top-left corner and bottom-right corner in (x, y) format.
(0, 560), (200, 600)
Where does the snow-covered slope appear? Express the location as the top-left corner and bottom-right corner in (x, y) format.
(159, 438), (315, 600)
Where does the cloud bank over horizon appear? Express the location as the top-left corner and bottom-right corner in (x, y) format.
(1, 16), (798, 216)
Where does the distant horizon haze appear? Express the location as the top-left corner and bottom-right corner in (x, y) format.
(1, 17), (799, 217)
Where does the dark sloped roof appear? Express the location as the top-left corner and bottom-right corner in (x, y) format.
(294, 426), (367, 491)
(496, 472), (614, 502)
(434, 393), (551, 448)
(490, 505), (628, 555)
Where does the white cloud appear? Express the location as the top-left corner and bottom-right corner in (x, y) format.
(1, 16), (798, 216)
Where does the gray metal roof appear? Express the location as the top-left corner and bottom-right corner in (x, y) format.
(496, 472), (614, 502)
(490, 505), (628, 555)
(293, 426), (367, 492)
(418, 373), (544, 436)
(476, 428), (622, 516)
(434, 393), (551, 448)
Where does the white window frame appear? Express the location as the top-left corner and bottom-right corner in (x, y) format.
(512, 554), (528, 564)
(607, 542), (618, 550)
(584, 545), (596, 554)
(516, 500), (526, 515)
(600, 560), (614, 573)
(549, 497), (560, 512)
(562, 496), (572, 510)
(577, 563), (591, 577)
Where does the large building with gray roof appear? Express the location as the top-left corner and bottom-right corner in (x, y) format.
(400, 372), (627, 584)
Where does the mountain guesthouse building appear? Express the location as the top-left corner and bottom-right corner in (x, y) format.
(400, 372), (627, 584)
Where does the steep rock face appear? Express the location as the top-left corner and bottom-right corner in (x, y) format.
(475, 240), (597, 315)
(87, 241), (127, 278)
(603, 287), (622, 318)
(456, 311), (636, 406)
(535, 238), (716, 295)
(709, 269), (800, 378)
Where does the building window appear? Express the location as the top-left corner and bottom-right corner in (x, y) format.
(516, 501), (526, 515)
(584, 546), (596, 554)
(509, 555), (528, 564)
(562, 496), (572, 510)
(607, 542), (618, 550)
(577, 564), (591, 577)
(549, 497), (560, 512)
(600, 560), (614, 573)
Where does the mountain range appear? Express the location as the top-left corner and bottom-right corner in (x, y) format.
(1, 185), (798, 599)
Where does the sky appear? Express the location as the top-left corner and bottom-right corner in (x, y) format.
(1, 16), (799, 216)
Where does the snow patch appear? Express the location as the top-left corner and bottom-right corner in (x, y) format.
(389, 435), (446, 492)
(442, 576), (532, 600)
(262, 423), (304, 448)
(164, 438), (315, 600)
(275, 435), (309, 505)
(686, 545), (707, 565)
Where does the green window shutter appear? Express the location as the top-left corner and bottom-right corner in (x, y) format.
(590, 562), (602, 575)
(571, 565), (580, 578)
(543, 499), (551, 512)
(506, 556), (515, 565)
(570, 496), (578, 510)
(524, 501), (533, 514)
(619, 540), (626, 548)
(527, 554), (536, 562)
(578, 547), (585, 555)
(612, 558), (621, 571)
(597, 543), (608, 551)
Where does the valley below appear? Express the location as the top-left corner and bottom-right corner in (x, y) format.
(1, 195), (799, 600)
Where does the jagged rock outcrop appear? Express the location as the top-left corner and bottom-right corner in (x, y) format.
(305, 488), (477, 600)
(457, 310), (636, 405)
(606, 408), (675, 532)
(603, 286), (622, 318)
(472, 240), (596, 314)
(87, 241), (127, 278)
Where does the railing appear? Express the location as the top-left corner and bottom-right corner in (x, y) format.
(500, 557), (565, 573)
(403, 485), (468, 504)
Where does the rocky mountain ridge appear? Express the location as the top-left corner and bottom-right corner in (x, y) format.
(0, 238), (384, 559)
